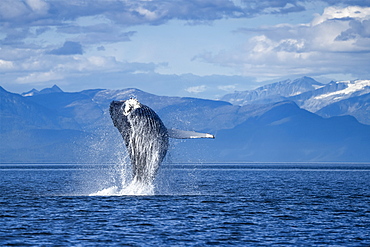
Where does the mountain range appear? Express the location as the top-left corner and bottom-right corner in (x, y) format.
(222, 77), (370, 125)
(1, 77), (370, 163)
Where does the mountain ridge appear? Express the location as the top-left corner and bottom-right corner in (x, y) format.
(22, 85), (63, 97)
(221, 77), (324, 105)
(221, 77), (370, 125)
(1, 85), (370, 163)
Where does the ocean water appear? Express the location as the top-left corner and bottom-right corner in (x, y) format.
(1, 163), (369, 246)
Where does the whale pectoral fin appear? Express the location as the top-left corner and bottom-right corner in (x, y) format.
(167, 129), (215, 139)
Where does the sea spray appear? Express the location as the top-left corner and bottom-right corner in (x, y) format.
(89, 151), (157, 196)
(88, 165), (155, 196)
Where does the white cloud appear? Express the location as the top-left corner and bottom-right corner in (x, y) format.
(0, 59), (14, 70)
(185, 85), (207, 94)
(25, 0), (49, 15)
(0, 0), (29, 20)
(196, 6), (370, 80)
(218, 84), (236, 92)
(1, 1), (370, 98)
(16, 71), (63, 84)
(0, 47), (158, 84)
(312, 6), (370, 26)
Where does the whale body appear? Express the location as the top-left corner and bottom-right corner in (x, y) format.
(110, 99), (214, 184)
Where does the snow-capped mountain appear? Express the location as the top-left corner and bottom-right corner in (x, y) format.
(296, 80), (370, 112)
(222, 77), (370, 124)
(221, 77), (324, 105)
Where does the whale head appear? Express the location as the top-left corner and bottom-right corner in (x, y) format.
(123, 98), (141, 116)
(109, 98), (141, 118)
(109, 99), (134, 133)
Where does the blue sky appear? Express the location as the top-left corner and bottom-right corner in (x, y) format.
(1, 0), (370, 99)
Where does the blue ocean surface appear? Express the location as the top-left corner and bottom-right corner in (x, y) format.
(1, 163), (369, 246)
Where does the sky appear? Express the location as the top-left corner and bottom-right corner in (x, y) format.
(1, 0), (370, 99)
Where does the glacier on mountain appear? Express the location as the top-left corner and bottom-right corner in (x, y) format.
(301, 80), (370, 112)
(221, 77), (370, 124)
(314, 80), (370, 100)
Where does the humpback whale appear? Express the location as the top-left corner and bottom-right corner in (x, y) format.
(110, 99), (214, 184)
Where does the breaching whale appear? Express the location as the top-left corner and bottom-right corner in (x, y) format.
(110, 98), (214, 184)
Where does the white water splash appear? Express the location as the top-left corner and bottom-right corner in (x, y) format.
(89, 181), (154, 196)
(88, 157), (156, 196)
(90, 110), (166, 196)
